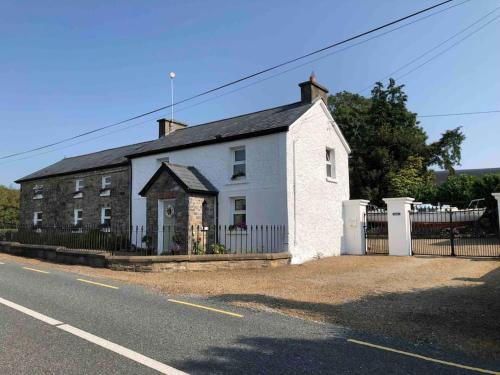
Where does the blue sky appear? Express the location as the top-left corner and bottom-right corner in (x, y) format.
(1, 0), (499, 187)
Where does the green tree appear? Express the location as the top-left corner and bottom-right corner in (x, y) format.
(328, 79), (465, 203)
(0, 185), (20, 225)
(387, 156), (435, 200)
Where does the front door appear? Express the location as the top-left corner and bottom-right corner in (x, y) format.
(162, 199), (176, 254)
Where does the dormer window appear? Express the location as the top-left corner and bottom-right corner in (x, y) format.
(231, 147), (246, 180)
(33, 184), (44, 200)
(100, 176), (111, 196)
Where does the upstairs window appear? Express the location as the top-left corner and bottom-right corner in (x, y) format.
(231, 147), (246, 180)
(33, 184), (44, 200)
(326, 148), (336, 180)
(102, 176), (112, 189)
(75, 179), (84, 192)
(232, 198), (246, 227)
(101, 207), (111, 227)
(33, 211), (43, 226)
(100, 176), (112, 196)
(74, 209), (83, 226)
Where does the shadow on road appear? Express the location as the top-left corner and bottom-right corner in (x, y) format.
(209, 265), (500, 361)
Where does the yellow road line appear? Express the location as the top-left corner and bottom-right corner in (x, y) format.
(347, 339), (499, 375)
(77, 279), (119, 290)
(168, 299), (243, 318)
(22, 267), (50, 274)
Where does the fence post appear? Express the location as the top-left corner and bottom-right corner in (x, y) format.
(342, 199), (369, 255)
(383, 197), (414, 256)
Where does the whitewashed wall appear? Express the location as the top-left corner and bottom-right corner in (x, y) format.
(131, 133), (289, 234)
(286, 101), (350, 263)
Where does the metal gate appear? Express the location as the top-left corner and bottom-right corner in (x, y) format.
(410, 206), (500, 257)
(365, 209), (388, 254)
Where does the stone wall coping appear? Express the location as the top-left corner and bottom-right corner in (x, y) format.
(0, 241), (108, 259)
(383, 197), (415, 204)
(107, 252), (291, 263)
(343, 199), (370, 206)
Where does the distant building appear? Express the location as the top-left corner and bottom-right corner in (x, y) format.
(433, 168), (500, 184)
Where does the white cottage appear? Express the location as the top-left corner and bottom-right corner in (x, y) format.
(128, 75), (351, 263)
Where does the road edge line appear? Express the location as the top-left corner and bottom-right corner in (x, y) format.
(347, 339), (499, 374)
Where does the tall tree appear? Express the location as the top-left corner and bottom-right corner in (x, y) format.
(328, 79), (465, 204)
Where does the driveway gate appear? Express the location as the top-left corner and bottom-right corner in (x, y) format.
(364, 209), (388, 254)
(410, 206), (500, 257)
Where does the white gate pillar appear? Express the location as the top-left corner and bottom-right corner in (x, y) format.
(343, 200), (370, 255)
(492, 193), (500, 231)
(383, 197), (414, 256)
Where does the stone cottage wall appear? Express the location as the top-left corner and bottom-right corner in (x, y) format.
(19, 166), (130, 234)
(144, 172), (189, 254)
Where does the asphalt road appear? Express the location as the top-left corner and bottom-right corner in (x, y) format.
(0, 259), (498, 375)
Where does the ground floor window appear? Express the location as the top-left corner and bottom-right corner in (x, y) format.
(231, 197), (246, 227)
(33, 211), (43, 226)
(101, 207), (111, 227)
(74, 209), (83, 226)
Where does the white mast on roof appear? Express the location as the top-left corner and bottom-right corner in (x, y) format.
(169, 72), (176, 122)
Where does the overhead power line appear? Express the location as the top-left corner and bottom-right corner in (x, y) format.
(0, 0), (455, 160)
(418, 110), (500, 118)
(358, 5), (500, 93)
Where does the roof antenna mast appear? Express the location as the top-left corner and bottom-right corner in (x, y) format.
(169, 71), (176, 122)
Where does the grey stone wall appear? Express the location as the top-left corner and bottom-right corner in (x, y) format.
(145, 172), (189, 254)
(19, 166), (130, 234)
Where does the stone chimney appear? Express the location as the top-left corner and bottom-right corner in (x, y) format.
(299, 72), (329, 104)
(157, 118), (188, 138)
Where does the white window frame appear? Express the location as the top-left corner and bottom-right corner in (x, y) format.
(75, 179), (84, 192)
(231, 146), (246, 181)
(33, 184), (44, 200)
(101, 207), (112, 227)
(33, 211), (43, 226)
(326, 147), (337, 182)
(102, 176), (112, 189)
(231, 197), (247, 228)
(74, 209), (83, 226)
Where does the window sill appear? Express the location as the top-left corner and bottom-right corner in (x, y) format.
(73, 192), (83, 199)
(32, 196), (43, 200)
(326, 177), (338, 184)
(226, 180), (248, 186)
(100, 190), (111, 197)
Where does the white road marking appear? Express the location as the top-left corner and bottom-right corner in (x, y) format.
(0, 296), (187, 375)
(77, 278), (119, 289)
(0, 297), (62, 326)
(0, 261), (5, 264)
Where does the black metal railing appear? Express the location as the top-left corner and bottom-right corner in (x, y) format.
(410, 207), (500, 257)
(0, 223), (288, 256)
(365, 211), (389, 254)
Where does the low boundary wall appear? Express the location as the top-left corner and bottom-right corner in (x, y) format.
(0, 241), (291, 272)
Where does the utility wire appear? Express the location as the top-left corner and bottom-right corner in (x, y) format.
(357, 5), (500, 93)
(0, 0), (455, 160)
(394, 13), (500, 81)
(418, 110), (500, 118)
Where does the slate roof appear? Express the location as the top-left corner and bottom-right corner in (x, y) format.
(16, 100), (315, 183)
(433, 168), (500, 184)
(128, 101), (315, 157)
(15, 141), (151, 183)
(139, 163), (218, 196)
